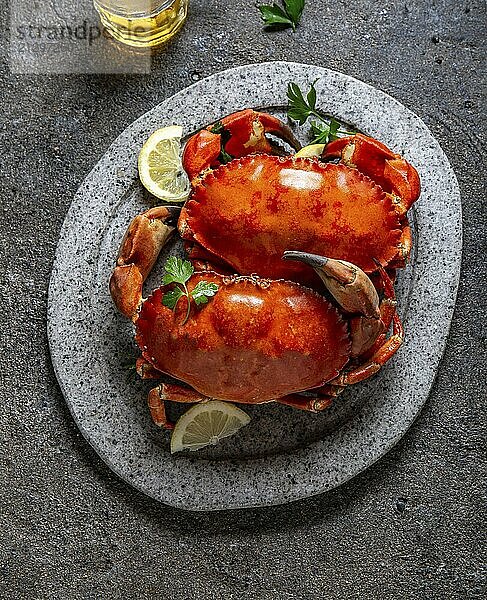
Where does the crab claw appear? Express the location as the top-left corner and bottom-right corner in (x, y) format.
(110, 205), (181, 321)
(322, 133), (420, 214)
(283, 251), (380, 319)
(182, 129), (222, 183)
(222, 109), (301, 157)
(182, 109), (301, 180)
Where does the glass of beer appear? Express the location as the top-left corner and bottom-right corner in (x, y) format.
(93, 1), (189, 48)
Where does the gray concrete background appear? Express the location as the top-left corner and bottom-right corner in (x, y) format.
(1, 1), (485, 598)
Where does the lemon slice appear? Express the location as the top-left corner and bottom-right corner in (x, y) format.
(294, 143), (326, 158)
(138, 125), (190, 202)
(170, 400), (251, 454)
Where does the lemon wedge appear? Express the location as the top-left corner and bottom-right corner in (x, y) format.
(138, 125), (190, 202)
(294, 143), (326, 158)
(170, 400), (251, 454)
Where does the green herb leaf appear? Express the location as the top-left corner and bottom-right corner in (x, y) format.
(162, 257), (194, 285)
(306, 81), (317, 110)
(209, 121), (234, 165)
(287, 81), (317, 124)
(288, 81), (356, 144)
(209, 121), (225, 135)
(162, 286), (184, 310)
(328, 118), (340, 142)
(310, 118), (354, 144)
(258, 5), (293, 28)
(191, 281), (219, 305)
(287, 82), (307, 108)
(310, 120), (331, 144)
(284, 0), (305, 30)
(162, 257), (219, 323)
(258, 0), (305, 31)
(219, 148), (233, 164)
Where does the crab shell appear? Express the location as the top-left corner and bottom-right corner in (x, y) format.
(179, 155), (404, 286)
(135, 272), (351, 402)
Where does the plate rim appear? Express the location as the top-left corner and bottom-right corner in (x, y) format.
(48, 61), (462, 510)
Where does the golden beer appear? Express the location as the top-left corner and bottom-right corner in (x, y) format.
(93, 1), (189, 47)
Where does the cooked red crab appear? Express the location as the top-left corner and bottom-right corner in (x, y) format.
(110, 207), (403, 429)
(179, 111), (420, 285)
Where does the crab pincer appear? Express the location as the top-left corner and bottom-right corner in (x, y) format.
(182, 109), (301, 180)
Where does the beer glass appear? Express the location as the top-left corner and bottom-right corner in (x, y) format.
(93, 1), (189, 47)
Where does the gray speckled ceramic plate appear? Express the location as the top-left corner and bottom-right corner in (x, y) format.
(48, 62), (461, 511)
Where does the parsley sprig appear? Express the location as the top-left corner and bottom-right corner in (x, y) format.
(287, 80), (354, 144)
(310, 118), (342, 145)
(162, 257), (219, 325)
(209, 121), (233, 164)
(258, 0), (305, 32)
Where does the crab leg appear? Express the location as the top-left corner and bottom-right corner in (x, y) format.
(360, 266), (397, 360)
(184, 242), (234, 275)
(136, 357), (163, 379)
(389, 221), (412, 269)
(109, 205), (181, 321)
(182, 129), (222, 181)
(148, 383), (210, 429)
(312, 383), (346, 398)
(283, 251), (380, 318)
(330, 313), (404, 386)
(277, 394), (333, 413)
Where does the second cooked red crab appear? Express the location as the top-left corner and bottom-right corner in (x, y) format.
(110, 207), (404, 428)
(178, 109), (420, 286)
